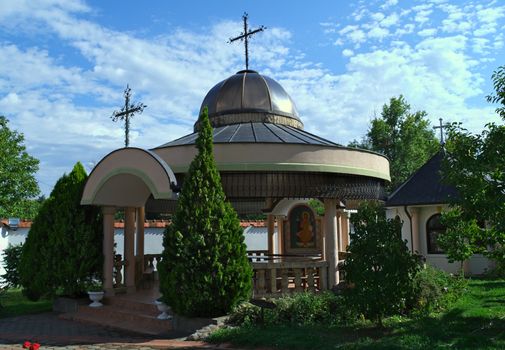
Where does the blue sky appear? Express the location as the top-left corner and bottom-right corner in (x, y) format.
(0, 0), (504, 196)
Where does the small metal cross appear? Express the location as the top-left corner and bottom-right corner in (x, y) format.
(111, 85), (146, 148)
(433, 118), (449, 145)
(229, 13), (266, 70)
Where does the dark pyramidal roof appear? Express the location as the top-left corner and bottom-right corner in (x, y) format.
(386, 150), (458, 207)
(158, 122), (339, 148)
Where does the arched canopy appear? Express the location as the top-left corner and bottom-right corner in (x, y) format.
(81, 148), (177, 207)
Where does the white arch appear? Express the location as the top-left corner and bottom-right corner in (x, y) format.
(81, 148), (177, 207)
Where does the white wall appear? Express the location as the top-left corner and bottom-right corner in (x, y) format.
(386, 205), (492, 275)
(0, 227), (30, 279)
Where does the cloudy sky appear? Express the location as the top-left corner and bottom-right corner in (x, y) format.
(1, 0), (504, 196)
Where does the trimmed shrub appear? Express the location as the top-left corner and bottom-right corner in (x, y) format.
(19, 162), (102, 300)
(158, 107), (252, 317)
(227, 292), (355, 327)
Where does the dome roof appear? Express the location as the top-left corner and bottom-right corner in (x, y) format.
(195, 70), (302, 131)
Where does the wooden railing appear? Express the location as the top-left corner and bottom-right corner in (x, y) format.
(251, 260), (328, 298)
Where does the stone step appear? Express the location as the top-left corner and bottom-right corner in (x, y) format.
(61, 304), (173, 336)
(104, 296), (159, 314)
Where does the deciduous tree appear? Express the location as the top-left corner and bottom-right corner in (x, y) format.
(349, 96), (439, 190)
(442, 65), (505, 273)
(0, 116), (40, 218)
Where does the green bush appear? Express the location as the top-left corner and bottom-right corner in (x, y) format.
(1, 244), (23, 288)
(343, 201), (421, 326)
(159, 107), (252, 317)
(19, 162), (102, 300)
(410, 266), (467, 314)
(227, 292), (355, 327)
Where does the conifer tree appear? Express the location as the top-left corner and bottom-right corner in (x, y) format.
(19, 162), (102, 299)
(159, 107), (252, 317)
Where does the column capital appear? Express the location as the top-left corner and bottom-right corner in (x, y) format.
(102, 206), (116, 215)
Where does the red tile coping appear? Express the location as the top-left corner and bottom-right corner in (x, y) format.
(2, 219), (266, 229)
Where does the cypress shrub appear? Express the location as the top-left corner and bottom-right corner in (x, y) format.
(159, 107), (252, 317)
(19, 162), (102, 299)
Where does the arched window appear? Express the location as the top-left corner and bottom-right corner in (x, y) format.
(426, 214), (445, 254)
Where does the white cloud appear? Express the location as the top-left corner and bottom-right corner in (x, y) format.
(418, 28), (437, 37)
(381, 13), (400, 27)
(342, 49), (354, 57)
(381, 0), (398, 9)
(368, 26), (389, 40)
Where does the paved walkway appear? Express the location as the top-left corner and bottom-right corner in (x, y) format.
(0, 312), (239, 350)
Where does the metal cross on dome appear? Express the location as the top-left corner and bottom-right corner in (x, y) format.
(433, 117), (450, 145)
(111, 85), (146, 148)
(229, 13), (266, 70)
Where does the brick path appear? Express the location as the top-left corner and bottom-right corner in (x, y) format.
(0, 312), (237, 349)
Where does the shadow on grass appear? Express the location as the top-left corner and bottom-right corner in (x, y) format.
(210, 309), (505, 350)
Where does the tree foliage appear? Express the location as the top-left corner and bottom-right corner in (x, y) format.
(158, 107), (252, 317)
(19, 162), (102, 299)
(438, 208), (483, 274)
(343, 201), (421, 326)
(442, 65), (505, 273)
(0, 116), (40, 218)
(349, 96), (439, 190)
(1, 244), (23, 288)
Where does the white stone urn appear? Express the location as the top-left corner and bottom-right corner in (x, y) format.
(155, 299), (172, 320)
(87, 291), (105, 307)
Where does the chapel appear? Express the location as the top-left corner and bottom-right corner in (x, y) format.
(81, 67), (390, 297)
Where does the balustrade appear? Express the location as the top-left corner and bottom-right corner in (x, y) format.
(251, 260), (329, 298)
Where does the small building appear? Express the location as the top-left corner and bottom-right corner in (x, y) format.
(81, 69), (391, 297)
(385, 150), (493, 275)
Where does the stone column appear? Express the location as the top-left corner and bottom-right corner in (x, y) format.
(336, 210), (343, 252)
(267, 214), (275, 255)
(102, 206), (116, 296)
(136, 206), (145, 271)
(341, 212), (350, 250)
(324, 199), (339, 287)
(124, 207), (136, 293)
(275, 216), (284, 255)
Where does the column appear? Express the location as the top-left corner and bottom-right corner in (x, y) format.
(324, 199), (339, 287)
(124, 207), (136, 293)
(336, 210), (343, 252)
(275, 215), (284, 255)
(136, 206), (145, 270)
(340, 212), (350, 250)
(267, 214), (275, 255)
(102, 206), (116, 296)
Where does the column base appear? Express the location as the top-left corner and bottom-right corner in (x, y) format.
(104, 288), (115, 297)
(126, 285), (136, 294)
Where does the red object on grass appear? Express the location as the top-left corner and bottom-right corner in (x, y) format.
(22, 341), (31, 349)
(30, 343), (41, 350)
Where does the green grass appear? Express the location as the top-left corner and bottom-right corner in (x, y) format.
(0, 288), (52, 318)
(208, 279), (505, 350)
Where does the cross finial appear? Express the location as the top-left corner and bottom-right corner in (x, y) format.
(433, 118), (449, 146)
(111, 84), (146, 147)
(229, 13), (266, 70)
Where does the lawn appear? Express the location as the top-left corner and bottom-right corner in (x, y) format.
(208, 279), (505, 350)
(0, 288), (52, 318)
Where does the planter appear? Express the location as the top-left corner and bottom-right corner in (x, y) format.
(155, 299), (172, 319)
(87, 291), (105, 307)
